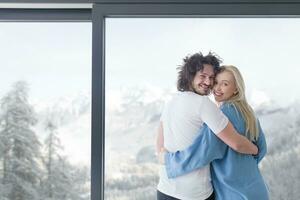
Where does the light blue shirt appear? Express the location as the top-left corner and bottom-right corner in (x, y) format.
(165, 103), (269, 200)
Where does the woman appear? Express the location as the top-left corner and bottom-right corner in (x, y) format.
(162, 65), (269, 200)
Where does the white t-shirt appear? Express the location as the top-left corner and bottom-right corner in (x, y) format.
(157, 91), (228, 200)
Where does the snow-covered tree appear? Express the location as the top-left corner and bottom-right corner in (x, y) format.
(43, 156), (88, 200)
(67, 164), (90, 200)
(0, 81), (42, 200)
(42, 119), (63, 199)
(41, 119), (89, 200)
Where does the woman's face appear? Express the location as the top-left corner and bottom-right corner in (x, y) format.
(213, 70), (237, 102)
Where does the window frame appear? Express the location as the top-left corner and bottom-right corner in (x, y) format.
(1, 1), (300, 200)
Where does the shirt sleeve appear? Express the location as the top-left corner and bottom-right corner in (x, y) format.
(165, 123), (227, 178)
(199, 97), (229, 134)
(254, 119), (267, 164)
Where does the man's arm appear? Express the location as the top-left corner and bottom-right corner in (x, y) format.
(156, 121), (164, 153)
(200, 99), (258, 155)
(217, 121), (258, 155)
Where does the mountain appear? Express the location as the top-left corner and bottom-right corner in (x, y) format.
(26, 87), (300, 199)
(30, 87), (300, 164)
(30, 91), (91, 166)
(105, 86), (173, 154)
(29, 87), (172, 166)
(33, 91), (91, 128)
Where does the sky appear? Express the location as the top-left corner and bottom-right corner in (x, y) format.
(1, 19), (300, 106)
(0, 22), (92, 102)
(106, 18), (300, 107)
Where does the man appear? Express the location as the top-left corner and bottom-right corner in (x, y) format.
(156, 52), (258, 200)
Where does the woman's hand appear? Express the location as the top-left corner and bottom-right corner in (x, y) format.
(158, 147), (167, 164)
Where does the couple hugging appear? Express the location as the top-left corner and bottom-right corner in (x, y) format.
(156, 52), (269, 200)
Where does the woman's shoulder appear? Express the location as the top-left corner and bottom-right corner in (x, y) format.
(220, 102), (236, 112)
(220, 102), (241, 120)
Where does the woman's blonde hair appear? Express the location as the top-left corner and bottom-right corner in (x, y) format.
(219, 65), (259, 141)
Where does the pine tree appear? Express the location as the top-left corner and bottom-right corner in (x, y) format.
(42, 119), (89, 200)
(44, 120), (59, 198)
(42, 119), (64, 200)
(43, 155), (88, 200)
(0, 81), (42, 200)
(53, 157), (81, 200)
(71, 165), (90, 200)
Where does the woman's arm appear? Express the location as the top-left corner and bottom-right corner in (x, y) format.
(254, 120), (267, 163)
(163, 104), (258, 179)
(164, 124), (227, 178)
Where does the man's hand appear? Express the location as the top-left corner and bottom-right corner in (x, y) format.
(158, 147), (167, 165)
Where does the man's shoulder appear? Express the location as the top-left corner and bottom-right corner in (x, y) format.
(166, 92), (210, 111)
(176, 91), (209, 101)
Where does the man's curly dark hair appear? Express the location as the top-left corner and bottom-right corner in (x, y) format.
(177, 52), (222, 92)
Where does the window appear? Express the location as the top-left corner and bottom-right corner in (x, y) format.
(105, 17), (300, 199)
(1, 1), (300, 200)
(0, 21), (91, 200)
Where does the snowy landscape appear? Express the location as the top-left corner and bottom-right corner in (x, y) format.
(0, 81), (90, 200)
(1, 81), (300, 200)
(105, 86), (300, 200)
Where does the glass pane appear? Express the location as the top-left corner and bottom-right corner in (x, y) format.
(0, 22), (91, 200)
(105, 18), (300, 200)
